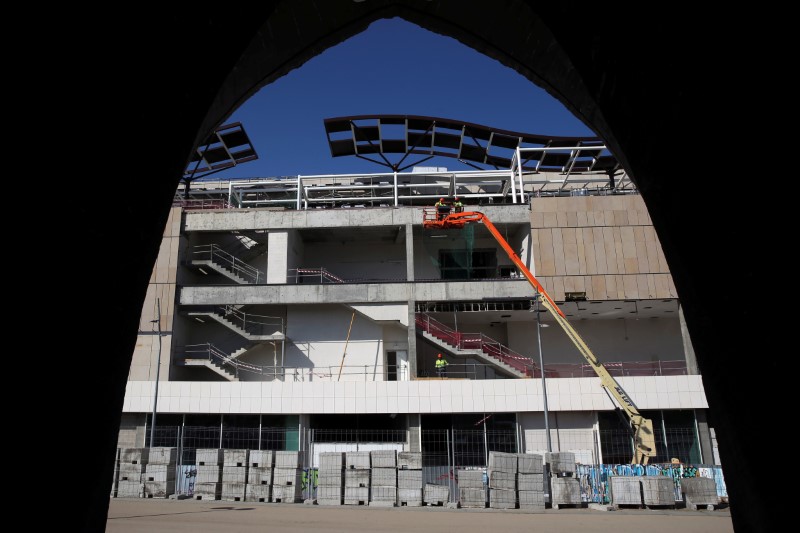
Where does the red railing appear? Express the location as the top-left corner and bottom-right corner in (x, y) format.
(414, 313), (688, 379)
(415, 313), (533, 376)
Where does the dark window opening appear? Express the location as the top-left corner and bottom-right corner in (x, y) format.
(439, 249), (497, 279)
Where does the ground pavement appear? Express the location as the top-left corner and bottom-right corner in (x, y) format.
(106, 497), (734, 533)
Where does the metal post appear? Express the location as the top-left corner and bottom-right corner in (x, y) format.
(536, 294), (552, 452)
(149, 298), (163, 449)
(446, 429), (453, 503)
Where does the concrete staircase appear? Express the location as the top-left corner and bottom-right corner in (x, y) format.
(179, 357), (240, 381)
(186, 309), (285, 341)
(418, 329), (528, 379)
(188, 243), (263, 284)
(189, 258), (251, 284)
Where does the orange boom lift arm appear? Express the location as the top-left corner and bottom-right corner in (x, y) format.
(423, 208), (656, 464)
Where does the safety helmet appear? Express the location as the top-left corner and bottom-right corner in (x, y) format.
(437, 353), (442, 358)
(440, 198), (444, 202)
(454, 197), (459, 200)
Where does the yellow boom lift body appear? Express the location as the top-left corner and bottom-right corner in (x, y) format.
(423, 209), (656, 464)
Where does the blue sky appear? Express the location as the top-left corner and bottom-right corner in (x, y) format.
(218, 18), (595, 179)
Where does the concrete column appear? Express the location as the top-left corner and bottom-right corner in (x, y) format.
(406, 223), (417, 378)
(678, 304), (699, 374)
(267, 231), (288, 284)
(405, 223), (414, 282)
(694, 410), (715, 465)
(407, 413), (421, 452)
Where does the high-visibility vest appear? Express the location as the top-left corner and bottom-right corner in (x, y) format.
(436, 359), (447, 368)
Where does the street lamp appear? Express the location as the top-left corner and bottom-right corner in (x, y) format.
(149, 298), (163, 449)
(535, 294), (552, 452)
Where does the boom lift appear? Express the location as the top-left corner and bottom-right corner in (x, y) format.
(423, 208), (657, 464)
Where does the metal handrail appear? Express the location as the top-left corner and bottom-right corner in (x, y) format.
(217, 305), (284, 337)
(191, 244), (262, 283)
(181, 344), (501, 381)
(289, 267), (346, 284)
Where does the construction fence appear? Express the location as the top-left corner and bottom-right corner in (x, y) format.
(116, 426), (726, 506)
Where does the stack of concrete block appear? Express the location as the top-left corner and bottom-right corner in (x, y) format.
(194, 448), (223, 500)
(681, 477), (720, 510)
(516, 453), (545, 509)
(245, 450), (274, 503)
(397, 452), (423, 507)
(641, 476), (675, 508)
(611, 476), (643, 508)
(545, 452), (581, 509)
(116, 448), (147, 498)
(272, 451), (303, 503)
(457, 469), (486, 508)
(488, 451), (517, 509)
(143, 447), (178, 498)
(221, 449), (248, 501)
(424, 483), (449, 506)
(344, 451), (370, 505)
(369, 450), (397, 507)
(545, 452), (576, 475)
(316, 452), (344, 505)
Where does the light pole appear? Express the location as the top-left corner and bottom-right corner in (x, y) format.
(535, 294), (552, 452)
(149, 298), (162, 449)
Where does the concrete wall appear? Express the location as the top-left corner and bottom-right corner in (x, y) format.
(267, 231), (288, 283)
(180, 280), (534, 305)
(129, 207), (180, 381)
(284, 304), (386, 380)
(183, 205), (531, 233)
(123, 375), (708, 415)
(507, 317), (684, 365)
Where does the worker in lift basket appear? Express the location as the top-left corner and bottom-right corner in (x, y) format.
(435, 197), (450, 220)
(453, 197), (463, 213)
(435, 353), (449, 378)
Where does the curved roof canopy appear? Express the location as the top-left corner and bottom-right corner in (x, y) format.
(324, 114), (621, 174)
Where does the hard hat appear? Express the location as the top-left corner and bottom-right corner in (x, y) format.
(437, 353), (442, 358)
(440, 198), (444, 201)
(455, 197), (459, 200)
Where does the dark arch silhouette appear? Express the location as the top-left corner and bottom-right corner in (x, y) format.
(48, 3), (782, 532)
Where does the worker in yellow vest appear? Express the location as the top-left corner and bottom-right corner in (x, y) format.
(435, 353), (449, 378)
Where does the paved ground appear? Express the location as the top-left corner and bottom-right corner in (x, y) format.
(106, 498), (734, 533)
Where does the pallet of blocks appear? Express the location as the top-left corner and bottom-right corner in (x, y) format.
(457, 470), (486, 508)
(193, 448), (223, 500)
(245, 450), (274, 503)
(488, 451), (517, 509)
(221, 449), (249, 501)
(272, 451), (303, 503)
(116, 448), (147, 498)
(397, 452), (423, 507)
(610, 476), (644, 508)
(545, 452), (582, 509)
(344, 451), (370, 505)
(680, 477), (720, 510)
(423, 483), (449, 506)
(369, 450), (397, 507)
(143, 447), (178, 498)
(316, 452), (344, 506)
(641, 476), (676, 509)
(516, 453), (545, 510)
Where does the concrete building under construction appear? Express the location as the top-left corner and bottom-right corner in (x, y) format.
(116, 116), (722, 504)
